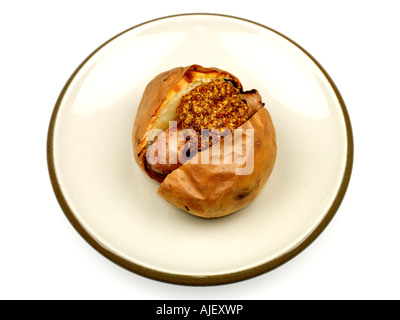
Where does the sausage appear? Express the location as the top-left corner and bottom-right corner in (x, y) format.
(146, 90), (264, 176)
(146, 126), (197, 175)
(146, 89), (264, 176)
(239, 89), (264, 118)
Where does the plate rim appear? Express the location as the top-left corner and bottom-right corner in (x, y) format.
(46, 12), (354, 286)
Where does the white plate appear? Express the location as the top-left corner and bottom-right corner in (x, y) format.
(47, 14), (353, 285)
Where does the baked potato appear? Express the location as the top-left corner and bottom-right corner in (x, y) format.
(132, 65), (276, 218)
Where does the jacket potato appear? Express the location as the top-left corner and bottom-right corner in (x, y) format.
(132, 65), (276, 218)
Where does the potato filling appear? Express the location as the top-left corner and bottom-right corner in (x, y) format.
(176, 80), (249, 150)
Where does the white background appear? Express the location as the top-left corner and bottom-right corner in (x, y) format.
(1, 0), (399, 300)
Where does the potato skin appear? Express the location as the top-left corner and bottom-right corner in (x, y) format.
(132, 65), (277, 218)
(157, 108), (276, 218)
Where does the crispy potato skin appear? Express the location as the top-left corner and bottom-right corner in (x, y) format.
(157, 108), (276, 218)
(132, 65), (276, 218)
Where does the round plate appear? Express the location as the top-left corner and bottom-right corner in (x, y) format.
(47, 13), (353, 285)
